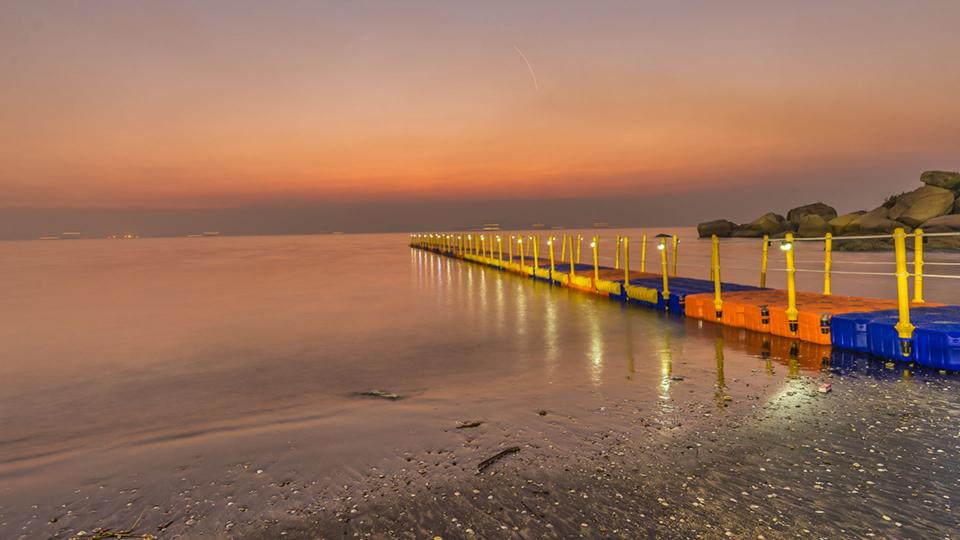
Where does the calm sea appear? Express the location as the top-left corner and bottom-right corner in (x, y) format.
(1, 228), (958, 537)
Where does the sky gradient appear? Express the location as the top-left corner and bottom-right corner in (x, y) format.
(2, 0), (959, 237)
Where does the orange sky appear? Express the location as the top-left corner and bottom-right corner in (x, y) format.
(2, 1), (959, 212)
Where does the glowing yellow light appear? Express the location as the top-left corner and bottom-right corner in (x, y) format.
(780, 242), (793, 251)
(657, 243), (665, 251)
(590, 241), (596, 248)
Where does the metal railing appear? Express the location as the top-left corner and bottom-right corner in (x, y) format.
(410, 228), (960, 356)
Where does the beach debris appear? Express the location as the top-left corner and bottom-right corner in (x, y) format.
(69, 512), (155, 539)
(818, 383), (833, 394)
(353, 390), (401, 400)
(537, 410), (548, 416)
(456, 420), (484, 429)
(670, 375), (685, 381)
(477, 446), (521, 474)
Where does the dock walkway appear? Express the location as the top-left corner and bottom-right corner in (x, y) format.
(411, 231), (960, 371)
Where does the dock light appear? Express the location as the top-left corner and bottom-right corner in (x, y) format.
(496, 237), (501, 242)
(547, 239), (552, 246)
(657, 243), (665, 251)
(780, 242), (793, 252)
(589, 241), (596, 248)
(518, 238), (523, 244)
(468, 235), (472, 240)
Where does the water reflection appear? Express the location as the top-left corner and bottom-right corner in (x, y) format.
(624, 310), (635, 381)
(544, 290), (558, 370)
(714, 333), (728, 407)
(586, 300), (604, 386)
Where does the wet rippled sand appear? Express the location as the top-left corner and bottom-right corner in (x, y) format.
(1, 231), (958, 539)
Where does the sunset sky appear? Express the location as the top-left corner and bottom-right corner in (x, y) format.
(2, 1), (959, 237)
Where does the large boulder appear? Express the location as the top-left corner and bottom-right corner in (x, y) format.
(748, 212), (790, 235)
(697, 219), (736, 238)
(857, 206), (907, 234)
(920, 170), (960, 191)
(787, 202), (837, 225)
(887, 185), (955, 227)
(917, 214), (960, 233)
(796, 214), (830, 237)
(828, 211), (866, 235)
(741, 212), (790, 236)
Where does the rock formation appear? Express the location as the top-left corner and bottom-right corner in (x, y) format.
(697, 170), (960, 250)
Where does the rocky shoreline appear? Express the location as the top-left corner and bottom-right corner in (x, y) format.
(698, 170), (960, 250)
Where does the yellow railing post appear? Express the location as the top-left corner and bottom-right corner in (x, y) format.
(659, 239), (670, 308)
(913, 228), (924, 304)
(615, 235), (622, 269)
(712, 234), (723, 318)
(640, 234), (647, 272)
(508, 235), (514, 262)
(623, 236), (630, 284)
(518, 236), (525, 269)
(548, 236), (556, 278)
(823, 232), (833, 296)
(560, 234), (567, 262)
(568, 234), (576, 281)
(497, 235), (503, 262)
(592, 236), (600, 288)
(576, 233), (583, 264)
(533, 234), (540, 270)
(671, 234), (679, 276)
(760, 235), (769, 288)
(894, 228), (915, 357)
(784, 233), (799, 334)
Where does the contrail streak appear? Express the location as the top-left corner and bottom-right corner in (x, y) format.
(513, 45), (539, 91)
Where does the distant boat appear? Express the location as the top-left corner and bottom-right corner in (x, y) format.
(592, 222), (611, 229)
(481, 223), (501, 231)
(531, 223), (547, 229)
(39, 235), (59, 240)
(187, 234), (202, 238)
(60, 232), (82, 239)
(201, 232), (221, 237)
(332, 231), (345, 235)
